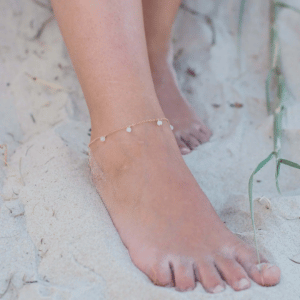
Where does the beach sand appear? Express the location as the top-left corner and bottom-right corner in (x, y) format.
(1, 0), (300, 299)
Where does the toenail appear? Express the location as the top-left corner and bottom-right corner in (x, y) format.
(257, 263), (274, 271)
(212, 285), (225, 294)
(237, 278), (250, 290)
(181, 148), (190, 154)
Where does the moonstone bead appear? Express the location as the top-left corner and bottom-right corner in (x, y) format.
(100, 136), (106, 142)
(126, 127), (132, 132)
(170, 125), (174, 130)
(157, 120), (163, 126)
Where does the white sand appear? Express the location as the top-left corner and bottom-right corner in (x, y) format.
(1, 0), (300, 299)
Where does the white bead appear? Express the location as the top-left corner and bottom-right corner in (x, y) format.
(157, 120), (163, 126)
(100, 136), (105, 142)
(126, 127), (132, 132)
(170, 125), (174, 130)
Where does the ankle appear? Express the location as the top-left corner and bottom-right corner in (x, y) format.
(89, 97), (165, 141)
(148, 48), (174, 79)
(89, 120), (181, 173)
(147, 40), (172, 64)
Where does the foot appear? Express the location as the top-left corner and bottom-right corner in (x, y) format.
(148, 48), (212, 155)
(89, 123), (280, 293)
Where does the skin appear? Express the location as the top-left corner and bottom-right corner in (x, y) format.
(50, 0), (281, 293)
(142, 0), (212, 154)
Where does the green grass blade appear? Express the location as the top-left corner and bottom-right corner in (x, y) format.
(270, 26), (277, 68)
(275, 2), (300, 14)
(278, 159), (300, 170)
(252, 152), (276, 175)
(275, 160), (282, 193)
(270, 3), (280, 69)
(266, 69), (274, 115)
(270, 1), (275, 67)
(273, 75), (285, 153)
(277, 74), (287, 105)
(274, 105), (284, 153)
(276, 159), (300, 193)
(237, 0), (246, 69)
(248, 152), (276, 263)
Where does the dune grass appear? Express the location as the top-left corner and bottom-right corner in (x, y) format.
(238, 0), (300, 263)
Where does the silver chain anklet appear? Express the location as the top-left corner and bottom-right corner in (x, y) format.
(88, 118), (174, 147)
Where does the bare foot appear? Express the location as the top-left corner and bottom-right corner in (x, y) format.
(148, 49), (212, 155)
(89, 123), (280, 292)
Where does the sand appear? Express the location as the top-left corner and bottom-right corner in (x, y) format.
(1, 0), (300, 299)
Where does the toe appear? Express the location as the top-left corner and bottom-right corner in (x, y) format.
(188, 135), (201, 149)
(174, 133), (191, 155)
(180, 134), (199, 151)
(236, 249), (281, 287)
(170, 260), (196, 292)
(195, 260), (226, 294)
(147, 260), (174, 287)
(258, 263), (281, 286)
(181, 133), (200, 150)
(198, 122), (213, 136)
(191, 125), (212, 144)
(243, 263), (281, 287)
(215, 257), (251, 291)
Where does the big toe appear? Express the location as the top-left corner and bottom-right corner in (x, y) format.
(252, 263), (281, 287)
(145, 260), (174, 288)
(236, 247), (281, 287)
(261, 264), (281, 286)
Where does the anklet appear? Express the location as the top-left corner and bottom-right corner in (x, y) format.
(88, 118), (173, 147)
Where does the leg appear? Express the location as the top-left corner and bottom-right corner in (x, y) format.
(51, 0), (163, 137)
(142, 0), (212, 155)
(51, 0), (280, 292)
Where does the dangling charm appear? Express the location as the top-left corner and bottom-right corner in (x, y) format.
(126, 127), (132, 132)
(100, 136), (106, 142)
(170, 125), (174, 130)
(157, 120), (163, 126)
